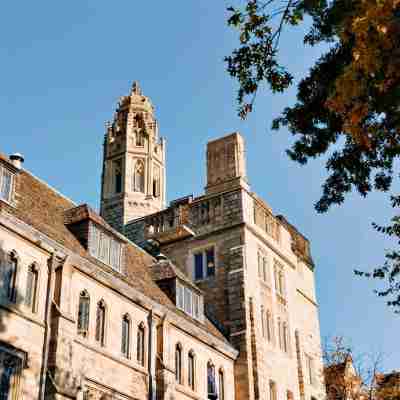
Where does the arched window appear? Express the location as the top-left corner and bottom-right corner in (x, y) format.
(218, 369), (225, 400)
(266, 310), (273, 342)
(188, 350), (195, 390)
(137, 323), (145, 366)
(25, 263), (39, 312)
(207, 361), (216, 396)
(114, 160), (122, 194)
(283, 322), (289, 353)
(121, 314), (131, 358)
(261, 306), (266, 338)
(175, 344), (182, 384)
(3, 251), (18, 303)
(152, 166), (160, 198)
(77, 290), (90, 337)
(287, 390), (294, 400)
(95, 300), (106, 347)
(133, 160), (145, 193)
(135, 130), (145, 147)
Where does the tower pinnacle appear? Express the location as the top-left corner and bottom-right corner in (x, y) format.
(131, 81), (142, 96)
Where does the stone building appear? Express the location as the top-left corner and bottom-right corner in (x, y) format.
(0, 82), (325, 400)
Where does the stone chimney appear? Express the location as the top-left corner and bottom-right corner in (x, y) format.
(205, 132), (249, 194)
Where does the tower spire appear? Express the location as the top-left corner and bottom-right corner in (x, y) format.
(100, 82), (166, 232)
(131, 81), (142, 96)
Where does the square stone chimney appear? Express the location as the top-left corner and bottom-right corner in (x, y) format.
(205, 132), (249, 194)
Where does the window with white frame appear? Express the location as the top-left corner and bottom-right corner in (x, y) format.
(89, 224), (122, 272)
(193, 247), (215, 281)
(176, 281), (202, 320)
(0, 165), (14, 203)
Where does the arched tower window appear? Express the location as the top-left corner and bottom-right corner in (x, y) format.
(135, 130), (145, 147)
(175, 343), (182, 384)
(188, 350), (195, 390)
(95, 300), (107, 347)
(121, 314), (131, 359)
(152, 165), (160, 198)
(77, 290), (90, 337)
(133, 160), (145, 193)
(25, 263), (39, 313)
(137, 323), (145, 366)
(114, 159), (122, 194)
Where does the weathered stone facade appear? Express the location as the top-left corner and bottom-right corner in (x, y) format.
(0, 83), (325, 400)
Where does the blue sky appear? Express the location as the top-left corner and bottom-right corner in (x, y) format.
(1, 1), (398, 370)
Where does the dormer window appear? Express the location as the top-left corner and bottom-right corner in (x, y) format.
(0, 165), (14, 203)
(176, 281), (202, 321)
(90, 224), (123, 272)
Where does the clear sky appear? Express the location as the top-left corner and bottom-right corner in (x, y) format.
(1, 1), (398, 371)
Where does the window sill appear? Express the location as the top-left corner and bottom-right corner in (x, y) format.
(0, 197), (15, 208)
(74, 337), (148, 375)
(194, 275), (215, 283)
(175, 383), (202, 400)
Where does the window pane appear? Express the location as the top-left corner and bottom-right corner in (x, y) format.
(176, 283), (184, 310)
(121, 317), (130, 358)
(89, 225), (100, 259)
(175, 346), (182, 383)
(0, 168), (12, 202)
(188, 353), (195, 390)
(194, 253), (203, 280)
(184, 287), (192, 316)
(110, 240), (121, 272)
(193, 294), (200, 319)
(206, 248), (215, 277)
(0, 350), (22, 400)
(25, 266), (38, 312)
(258, 252), (262, 278)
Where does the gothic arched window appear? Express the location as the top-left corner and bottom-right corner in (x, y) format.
(175, 344), (182, 384)
(266, 310), (273, 342)
(25, 263), (39, 313)
(3, 251), (18, 303)
(133, 160), (145, 193)
(135, 130), (145, 147)
(77, 290), (90, 337)
(95, 300), (106, 347)
(188, 350), (195, 390)
(121, 314), (131, 359)
(283, 322), (289, 353)
(114, 160), (122, 194)
(152, 166), (160, 198)
(218, 369), (225, 400)
(137, 323), (145, 366)
(207, 361), (216, 396)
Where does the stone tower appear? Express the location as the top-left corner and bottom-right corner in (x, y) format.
(205, 132), (249, 194)
(100, 82), (166, 232)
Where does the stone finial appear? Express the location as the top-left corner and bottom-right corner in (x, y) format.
(131, 81), (142, 96)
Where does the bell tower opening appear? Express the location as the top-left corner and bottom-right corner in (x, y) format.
(100, 82), (166, 233)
